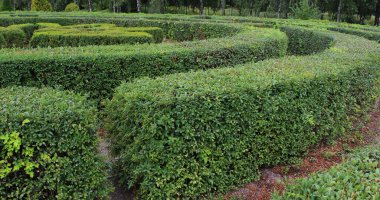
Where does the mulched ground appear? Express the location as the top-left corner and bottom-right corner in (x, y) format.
(98, 101), (380, 200)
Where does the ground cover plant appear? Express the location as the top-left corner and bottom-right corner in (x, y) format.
(0, 12), (379, 199)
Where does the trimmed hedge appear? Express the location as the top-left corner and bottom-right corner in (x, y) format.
(0, 87), (111, 199)
(272, 145), (380, 199)
(64, 3), (80, 12)
(8, 23), (38, 41)
(0, 27), (287, 100)
(0, 26), (26, 48)
(30, 28), (154, 47)
(281, 26), (335, 55)
(0, 34), (5, 47)
(104, 31), (379, 199)
(125, 27), (164, 43)
(328, 27), (380, 42)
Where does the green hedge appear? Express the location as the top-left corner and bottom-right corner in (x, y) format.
(281, 26), (335, 55)
(0, 27), (287, 101)
(0, 87), (111, 199)
(328, 27), (380, 42)
(125, 27), (164, 43)
(0, 26), (26, 48)
(30, 27), (154, 47)
(0, 34), (5, 47)
(104, 31), (379, 199)
(8, 23), (38, 41)
(272, 145), (380, 199)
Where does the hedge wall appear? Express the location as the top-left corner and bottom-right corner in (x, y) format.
(104, 31), (379, 199)
(0, 87), (111, 199)
(328, 27), (380, 43)
(0, 26), (26, 48)
(30, 28), (154, 47)
(0, 27), (287, 101)
(125, 27), (164, 43)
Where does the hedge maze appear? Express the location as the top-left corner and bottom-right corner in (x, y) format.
(0, 13), (379, 199)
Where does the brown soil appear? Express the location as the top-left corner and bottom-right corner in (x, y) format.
(226, 101), (380, 200)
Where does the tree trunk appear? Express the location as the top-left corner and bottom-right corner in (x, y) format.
(88, 0), (92, 12)
(113, 0), (116, 13)
(13, 0), (16, 10)
(221, 0), (225, 15)
(199, 0), (204, 15)
(136, 0), (141, 12)
(249, 0), (254, 16)
(277, 0), (282, 18)
(337, 0), (343, 22)
(375, 0), (380, 26)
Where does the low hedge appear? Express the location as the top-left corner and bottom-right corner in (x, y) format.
(125, 27), (164, 43)
(0, 26), (26, 48)
(8, 23), (38, 40)
(0, 87), (111, 199)
(0, 27), (287, 100)
(272, 145), (380, 199)
(104, 31), (379, 199)
(280, 26), (335, 55)
(30, 28), (154, 47)
(0, 34), (5, 47)
(328, 27), (380, 42)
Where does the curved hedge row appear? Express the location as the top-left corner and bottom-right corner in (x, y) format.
(0, 26), (287, 100)
(328, 27), (380, 42)
(0, 87), (111, 199)
(105, 29), (380, 198)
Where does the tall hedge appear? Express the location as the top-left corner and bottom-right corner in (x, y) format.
(0, 87), (111, 199)
(104, 31), (379, 199)
(31, 0), (52, 11)
(0, 27), (26, 48)
(0, 27), (287, 101)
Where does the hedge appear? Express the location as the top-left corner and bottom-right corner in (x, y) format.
(104, 31), (379, 199)
(328, 27), (380, 42)
(0, 26), (26, 48)
(125, 27), (164, 43)
(0, 34), (5, 47)
(272, 145), (380, 199)
(8, 23), (38, 41)
(280, 26), (335, 55)
(30, 27), (154, 47)
(0, 87), (111, 199)
(0, 27), (287, 101)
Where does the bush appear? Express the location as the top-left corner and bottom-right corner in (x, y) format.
(31, 0), (52, 11)
(272, 145), (380, 199)
(0, 34), (5, 48)
(0, 27), (287, 101)
(125, 27), (164, 43)
(36, 22), (62, 28)
(328, 27), (380, 42)
(30, 28), (154, 48)
(64, 2), (79, 12)
(281, 26), (334, 55)
(0, 27), (26, 48)
(104, 30), (379, 199)
(0, 87), (111, 199)
(8, 23), (39, 40)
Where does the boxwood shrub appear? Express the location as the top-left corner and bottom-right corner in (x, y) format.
(30, 28), (154, 47)
(125, 27), (164, 43)
(280, 26), (335, 55)
(0, 27), (287, 101)
(7, 23), (38, 41)
(0, 87), (111, 199)
(328, 27), (380, 42)
(104, 31), (379, 199)
(0, 26), (26, 48)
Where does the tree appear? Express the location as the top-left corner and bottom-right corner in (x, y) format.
(137, 0), (141, 12)
(375, 0), (380, 25)
(31, 0), (53, 10)
(1, 0), (13, 10)
(221, 0), (225, 15)
(337, 0), (343, 22)
(291, 0), (321, 19)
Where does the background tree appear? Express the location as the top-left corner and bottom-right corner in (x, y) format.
(1, 0), (13, 10)
(31, 0), (52, 10)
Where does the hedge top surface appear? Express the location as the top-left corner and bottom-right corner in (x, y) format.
(111, 31), (379, 104)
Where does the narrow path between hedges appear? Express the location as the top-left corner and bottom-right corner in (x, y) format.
(226, 100), (380, 200)
(97, 100), (380, 200)
(98, 129), (134, 200)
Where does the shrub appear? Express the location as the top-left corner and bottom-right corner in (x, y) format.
(30, 28), (154, 47)
(272, 145), (380, 199)
(31, 0), (52, 11)
(125, 27), (164, 43)
(0, 27), (287, 101)
(0, 34), (5, 48)
(36, 22), (62, 28)
(281, 26), (334, 55)
(291, 0), (321, 20)
(0, 27), (26, 48)
(104, 31), (379, 199)
(64, 2), (79, 12)
(8, 23), (39, 40)
(328, 27), (380, 42)
(0, 87), (111, 199)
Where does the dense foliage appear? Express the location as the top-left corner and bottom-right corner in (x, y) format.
(0, 26), (26, 47)
(329, 27), (380, 42)
(105, 28), (379, 198)
(0, 22), (287, 100)
(272, 145), (380, 199)
(0, 87), (111, 199)
(30, 0), (52, 11)
(64, 2), (79, 12)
